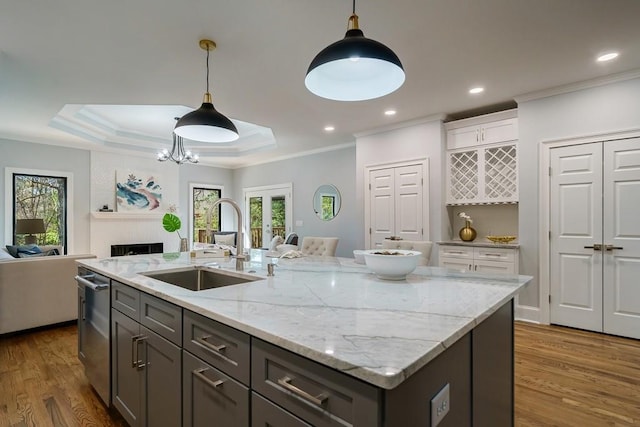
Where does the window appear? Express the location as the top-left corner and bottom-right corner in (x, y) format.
(12, 173), (68, 251)
(189, 184), (222, 246)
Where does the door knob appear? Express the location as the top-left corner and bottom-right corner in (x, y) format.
(604, 244), (623, 251)
(584, 244), (602, 251)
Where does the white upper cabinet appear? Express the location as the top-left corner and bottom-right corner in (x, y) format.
(445, 110), (519, 205)
(447, 118), (518, 150)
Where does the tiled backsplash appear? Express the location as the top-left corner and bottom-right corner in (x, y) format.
(448, 204), (518, 243)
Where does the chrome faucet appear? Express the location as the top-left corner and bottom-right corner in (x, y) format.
(210, 198), (245, 271)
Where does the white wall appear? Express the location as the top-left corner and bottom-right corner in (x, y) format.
(517, 76), (640, 315)
(89, 151), (235, 258)
(233, 146), (358, 258)
(0, 138), (91, 253)
(90, 151), (180, 258)
(355, 119), (447, 264)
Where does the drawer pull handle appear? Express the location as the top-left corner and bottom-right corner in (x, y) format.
(195, 335), (227, 354)
(447, 251), (465, 254)
(277, 376), (328, 407)
(193, 368), (225, 389)
(131, 334), (147, 368)
(484, 253), (503, 257)
(604, 245), (623, 251)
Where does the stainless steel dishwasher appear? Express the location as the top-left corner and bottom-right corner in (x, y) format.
(76, 267), (110, 405)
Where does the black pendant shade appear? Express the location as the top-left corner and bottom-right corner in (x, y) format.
(173, 39), (239, 143)
(305, 9), (405, 101)
(174, 97), (239, 143)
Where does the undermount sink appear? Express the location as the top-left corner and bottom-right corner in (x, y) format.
(142, 267), (259, 291)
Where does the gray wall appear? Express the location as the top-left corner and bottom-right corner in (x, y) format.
(518, 76), (640, 309)
(233, 146), (357, 258)
(0, 138), (91, 253)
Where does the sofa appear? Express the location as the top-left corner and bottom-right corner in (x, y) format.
(0, 247), (96, 334)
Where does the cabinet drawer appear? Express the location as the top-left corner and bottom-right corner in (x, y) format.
(474, 261), (515, 274)
(252, 392), (312, 427)
(112, 280), (140, 321)
(475, 247), (515, 263)
(439, 246), (474, 259)
(252, 339), (380, 427)
(183, 350), (249, 427)
(439, 257), (472, 272)
(183, 310), (250, 386)
(140, 293), (182, 346)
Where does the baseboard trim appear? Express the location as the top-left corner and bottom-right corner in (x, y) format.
(0, 319), (76, 338)
(515, 304), (540, 324)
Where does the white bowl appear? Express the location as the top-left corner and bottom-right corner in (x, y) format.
(363, 249), (421, 280)
(353, 249), (366, 264)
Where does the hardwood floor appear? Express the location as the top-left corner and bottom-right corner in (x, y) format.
(0, 324), (126, 427)
(1, 322), (639, 426)
(515, 322), (640, 426)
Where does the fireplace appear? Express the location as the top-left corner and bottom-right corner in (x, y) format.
(111, 242), (163, 257)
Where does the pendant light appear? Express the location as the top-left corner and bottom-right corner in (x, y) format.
(174, 39), (239, 142)
(305, 0), (405, 101)
(157, 130), (199, 164)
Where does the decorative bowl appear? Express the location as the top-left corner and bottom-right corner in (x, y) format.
(486, 235), (517, 244)
(363, 249), (421, 280)
(353, 250), (366, 264)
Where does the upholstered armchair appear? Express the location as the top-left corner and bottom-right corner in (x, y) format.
(274, 232), (299, 253)
(299, 237), (339, 257)
(380, 240), (433, 265)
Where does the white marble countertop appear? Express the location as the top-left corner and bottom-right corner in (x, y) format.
(77, 251), (531, 390)
(438, 240), (520, 249)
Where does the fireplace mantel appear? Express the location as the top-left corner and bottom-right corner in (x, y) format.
(91, 212), (164, 220)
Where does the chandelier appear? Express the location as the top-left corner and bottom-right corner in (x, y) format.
(157, 132), (199, 164)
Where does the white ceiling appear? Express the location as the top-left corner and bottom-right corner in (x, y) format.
(2, 0), (640, 167)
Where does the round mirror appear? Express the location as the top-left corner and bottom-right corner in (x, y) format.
(313, 184), (341, 221)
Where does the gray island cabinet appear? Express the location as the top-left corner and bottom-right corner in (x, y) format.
(77, 252), (530, 427)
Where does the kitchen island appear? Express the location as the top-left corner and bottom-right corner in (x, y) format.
(78, 251), (531, 426)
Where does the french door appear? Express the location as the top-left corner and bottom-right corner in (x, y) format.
(244, 184), (292, 249)
(549, 138), (640, 339)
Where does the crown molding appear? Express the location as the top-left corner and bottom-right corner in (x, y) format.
(515, 68), (640, 104)
(354, 113), (447, 138)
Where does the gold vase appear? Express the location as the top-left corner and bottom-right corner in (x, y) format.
(459, 221), (477, 242)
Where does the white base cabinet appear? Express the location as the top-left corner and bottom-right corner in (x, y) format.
(439, 245), (518, 274)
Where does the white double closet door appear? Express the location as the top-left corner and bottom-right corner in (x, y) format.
(368, 163), (425, 248)
(550, 137), (640, 339)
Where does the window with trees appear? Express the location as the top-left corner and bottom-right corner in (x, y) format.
(191, 186), (222, 245)
(13, 173), (68, 251)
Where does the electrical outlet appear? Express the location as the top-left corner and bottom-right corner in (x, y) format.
(431, 383), (450, 426)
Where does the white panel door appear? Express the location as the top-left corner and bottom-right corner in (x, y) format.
(395, 164), (423, 241)
(550, 138), (640, 339)
(370, 169), (394, 248)
(549, 143), (603, 331)
(603, 138), (640, 339)
(369, 164), (424, 248)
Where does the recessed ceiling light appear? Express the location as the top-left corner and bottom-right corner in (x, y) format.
(384, 109), (397, 116)
(469, 87), (484, 94)
(597, 52), (619, 62)
(324, 125), (335, 132)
